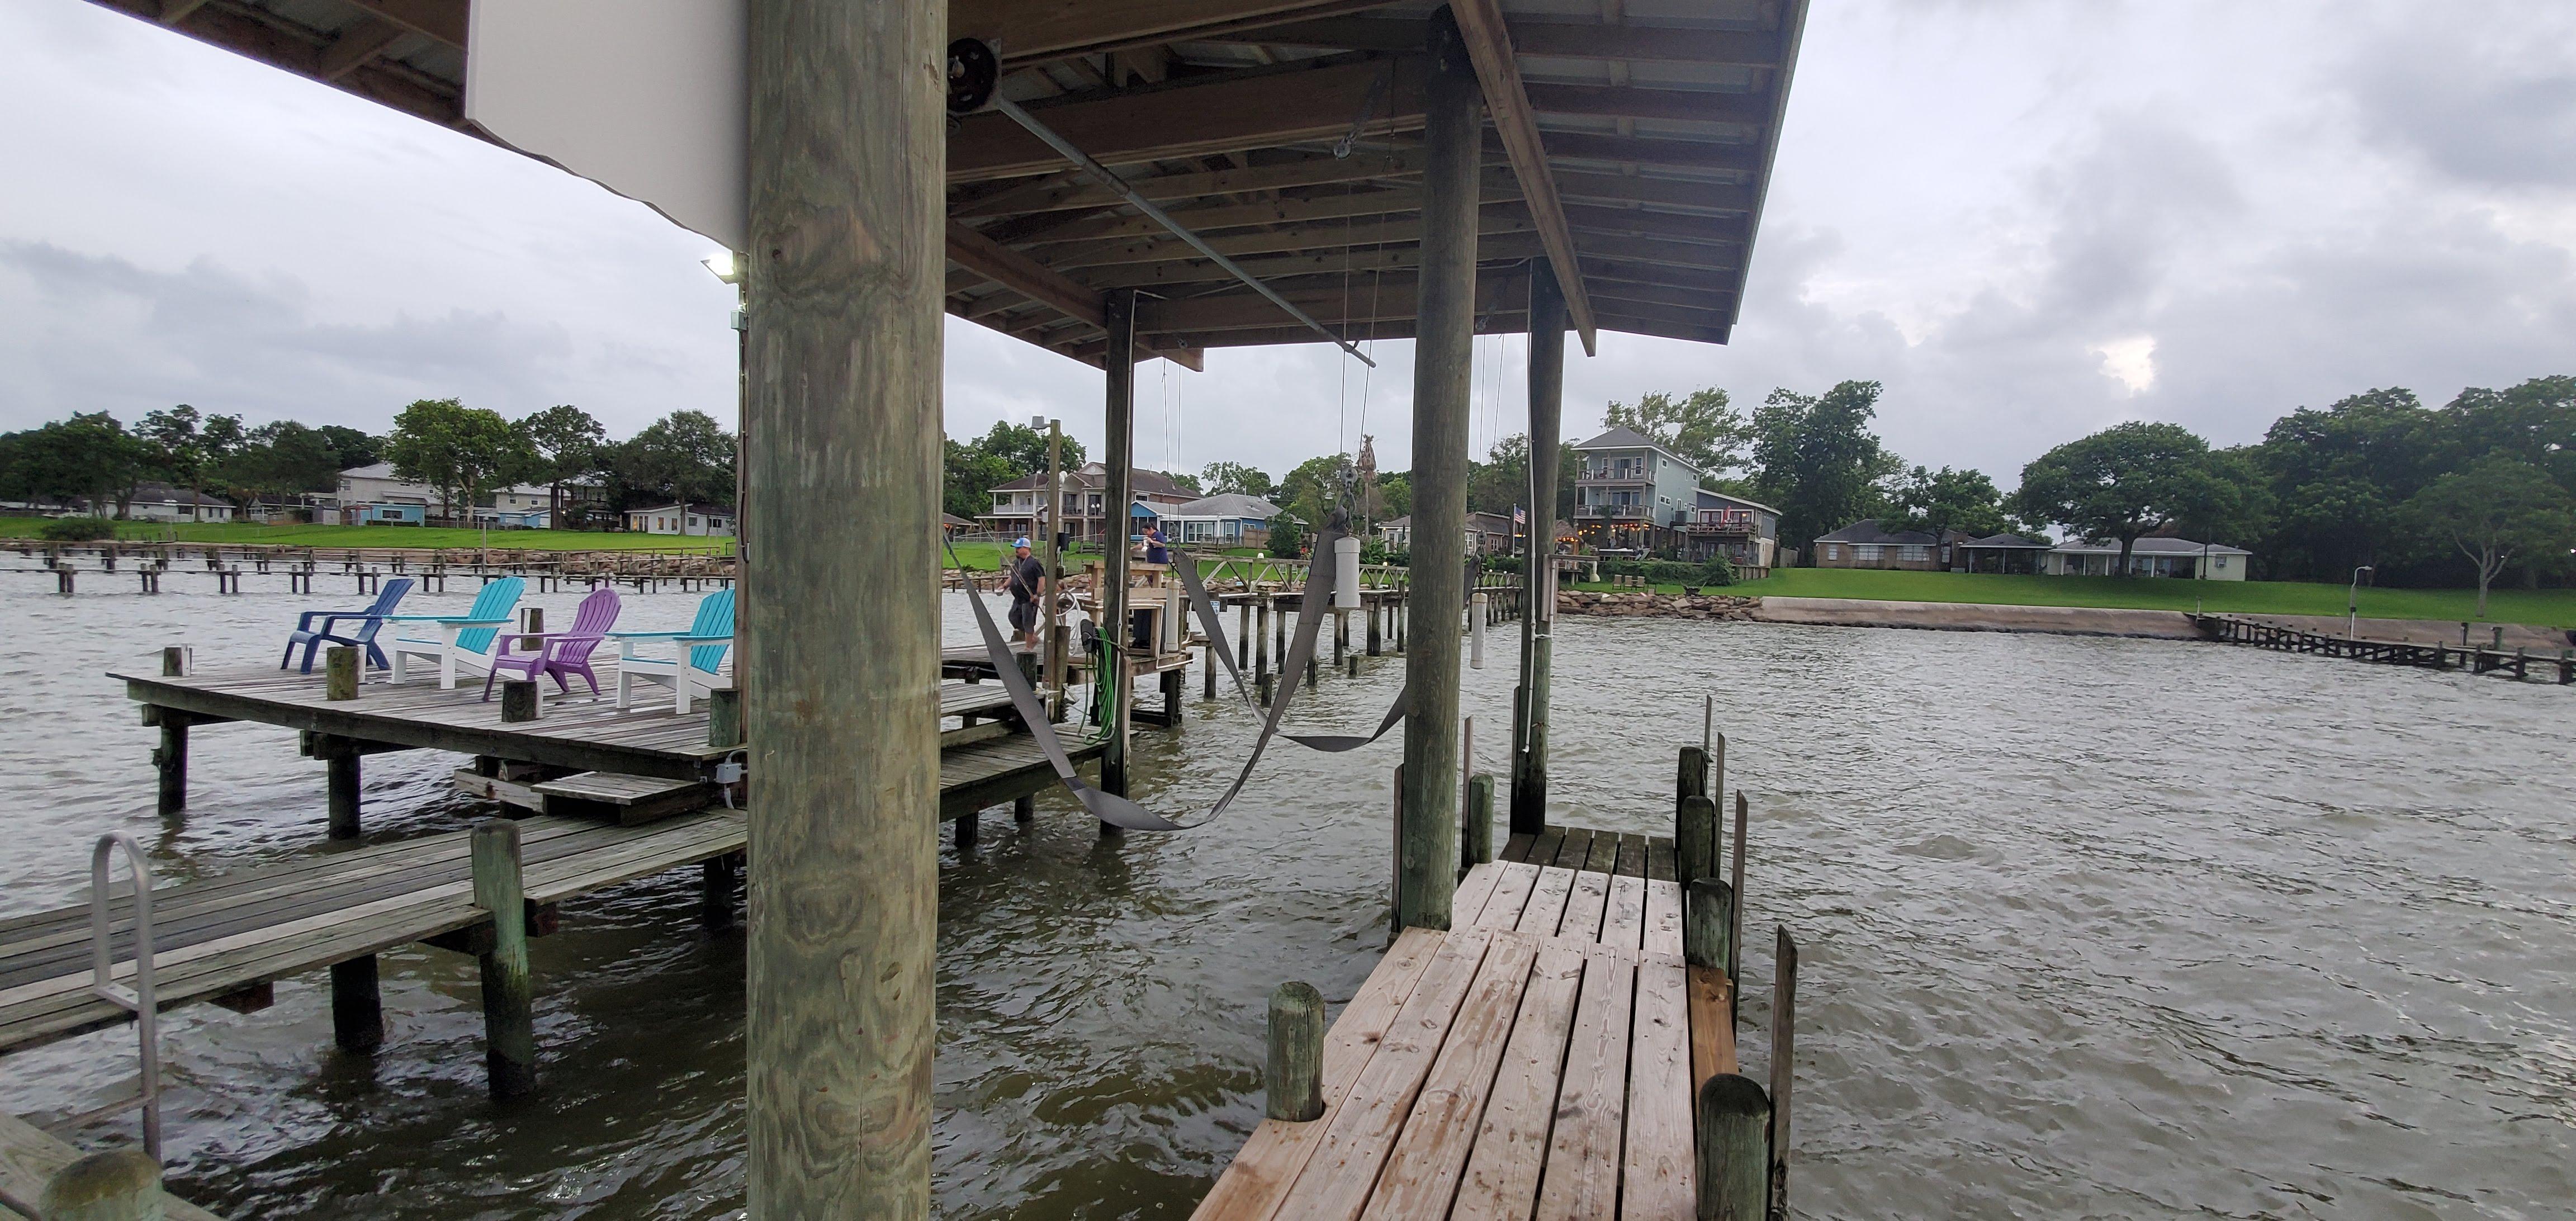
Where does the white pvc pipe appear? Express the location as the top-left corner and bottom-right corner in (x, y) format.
(1333, 536), (1362, 610)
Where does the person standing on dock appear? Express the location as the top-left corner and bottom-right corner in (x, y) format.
(1007, 538), (1045, 650)
(1143, 523), (1170, 567)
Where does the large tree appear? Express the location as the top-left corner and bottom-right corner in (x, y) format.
(518, 404), (608, 522)
(2253, 388), (2436, 581)
(1604, 387), (1749, 479)
(970, 420), (1084, 477)
(215, 420), (347, 500)
(0, 413), (146, 515)
(136, 404), (245, 505)
(2015, 421), (2235, 576)
(2402, 455), (2575, 617)
(1879, 465), (2013, 551)
(607, 409), (737, 510)
(385, 397), (536, 518)
(943, 438), (1014, 523)
(1750, 380), (1895, 557)
(1200, 461), (1275, 498)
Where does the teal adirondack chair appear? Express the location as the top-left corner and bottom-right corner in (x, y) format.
(612, 588), (735, 713)
(386, 577), (527, 690)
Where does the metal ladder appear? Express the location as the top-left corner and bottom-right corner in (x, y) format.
(59, 832), (163, 1162)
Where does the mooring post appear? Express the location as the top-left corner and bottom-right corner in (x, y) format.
(1013, 794), (1035, 825)
(1675, 745), (1712, 878)
(1266, 981), (1326, 1121)
(1730, 791), (1749, 1020)
(1255, 600), (1271, 680)
(325, 643), (359, 701)
(324, 739), (362, 840)
(1161, 667), (1185, 727)
(702, 853), (738, 931)
(332, 955), (384, 1053)
(1367, 599), (1382, 655)
(955, 807), (979, 851)
(1347, 654), (1360, 678)
(520, 605), (544, 652)
(469, 819), (534, 1100)
(1258, 672), (1275, 706)
(1465, 772), (1495, 867)
(1697, 1073), (1772, 1221)
(1306, 654), (1319, 690)
(500, 679), (539, 724)
(707, 687), (744, 751)
(1102, 288), (1138, 809)
(38, 1149), (162, 1221)
(153, 646), (188, 817)
(1204, 633), (1219, 699)
(1678, 794), (1718, 892)
(1685, 876), (1733, 971)
(1769, 926), (1799, 1215)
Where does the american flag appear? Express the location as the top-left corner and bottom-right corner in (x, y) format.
(1512, 505), (1526, 524)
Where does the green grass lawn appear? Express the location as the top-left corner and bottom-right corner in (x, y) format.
(0, 519), (734, 553)
(1573, 567), (2576, 627)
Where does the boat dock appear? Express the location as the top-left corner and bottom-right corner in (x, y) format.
(2194, 614), (2576, 683)
(1197, 743), (1798, 1220)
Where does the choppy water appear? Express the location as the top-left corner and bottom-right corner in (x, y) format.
(1, 577), (2570, 1219)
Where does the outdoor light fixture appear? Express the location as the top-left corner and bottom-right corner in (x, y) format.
(702, 250), (742, 284)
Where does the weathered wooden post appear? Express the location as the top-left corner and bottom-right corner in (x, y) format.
(1697, 1073), (1772, 1220)
(1465, 772), (1495, 867)
(1254, 600), (1271, 680)
(471, 818), (534, 1100)
(38, 1149), (163, 1221)
(707, 687), (744, 750)
(1347, 654), (1360, 678)
(1013, 794), (1035, 825)
(1513, 263), (1562, 837)
(1769, 926), (1800, 1217)
(1205, 631), (1219, 699)
(1367, 598), (1383, 655)
(1102, 288), (1138, 806)
(1675, 745), (1712, 879)
(1685, 876), (1733, 971)
(742, 0), (942, 1204)
(955, 807), (979, 850)
(1266, 981), (1325, 1121)
(500, 679), (539, 723)
(332, 954), (383, 1053)
(1393, 4), (1478, 934)
(520, 605), (544, 651)
(1161, 667), (1186, 727)
(153, 646), (188, 816)
(325, 643), (359, 702)
(1677, 794), (1718, 892)
(1258, 672), (1275, 707)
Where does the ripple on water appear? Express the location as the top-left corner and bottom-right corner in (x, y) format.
(2, 588), (2572, 1217)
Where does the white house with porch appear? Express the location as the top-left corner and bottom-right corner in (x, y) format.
(2044, 536), (2251, 579)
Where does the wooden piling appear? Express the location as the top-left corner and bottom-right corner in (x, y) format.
(470, 819), (534, 1100)
(1464, 772), (1495, 866)
(1696, 1073), (1772, 1221)
(1677, 794), (1718, 891)
(1161, 667), (1185, 727)
(1675, 745), (1711, 878)
(1265, 981), (1325, 1121)
(1367, 600), (1382, 655)
(326, 746), (362, 840)
(1769, 926), (1799, 1218)
(500, 679), (539, 723)
(1205, 635), (1219, 699)
(1255, 601), (1271, 679)
(332, 955), (383, 1053)
(1730, 791), (1748, 1015)
(1347, 654), (1360, 678)
(38, 1149), (162, 1221)
(1258, 672), (1274, 707)
(325, 644), (359, 701)
(1103, 288), (1139, 802)
(702, 853), (738, 932)
(707, 687), (744, 750)
(955, 808), (979, 850)
(1390, 6), (1480, 934)
(1685, 877), (1733, 971)
(742, 0), (943, 1199)
(1013, 794), (1035, 825)
(154, 647), (188, 817)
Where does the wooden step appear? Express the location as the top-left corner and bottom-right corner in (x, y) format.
(532, 772), (718, 825)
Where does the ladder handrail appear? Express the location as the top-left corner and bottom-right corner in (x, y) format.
(88, 831), (162, 1163)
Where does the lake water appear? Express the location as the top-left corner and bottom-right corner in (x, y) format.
(1, 578), (2570, 1218)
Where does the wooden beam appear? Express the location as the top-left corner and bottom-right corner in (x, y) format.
(100, 0), (464, 128)
(1074, 230), (1547, 289)
(1044, 201), (1536, 269)
(1579, 254), (1744, 292)
(1008, 170), (1523, 247)
(949, 60), (1426, 183)
(338, 0), (465, 49)
(1451, 0), (1599, 353)
(1539, 132), (1763, 174)
(1727, 0), (1814, 334)
(316, 16), (406, 82)
(951, 0), (1404, 64)
(1522, 83), (1771, 127)
(944, 220), (1196, 367)
(1134, 268), (1525, 333)
(1554, 168), (1755, 215)
(1564, 204), (1749, 247)
(1204, 17), (1786, 67)
(951, 149), (1472, 219)
(1140, 311), (1535, 349)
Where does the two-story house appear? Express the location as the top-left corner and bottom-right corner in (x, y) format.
(1684, 488), (1780, 576)
(1571, 426), (1724, 557)
(979, 463), (1195, 544)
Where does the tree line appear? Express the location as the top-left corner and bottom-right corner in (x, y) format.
(0, 399), (738, 526)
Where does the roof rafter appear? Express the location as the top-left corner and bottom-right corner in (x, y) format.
(1451, 0), (1599, 353)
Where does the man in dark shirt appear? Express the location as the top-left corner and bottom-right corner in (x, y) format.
(1006, 537), (1045, 649)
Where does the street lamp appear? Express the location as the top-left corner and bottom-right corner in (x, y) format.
(2348, 565), (2374, 640)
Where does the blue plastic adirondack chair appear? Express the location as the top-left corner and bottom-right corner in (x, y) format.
(385, 576), (526, 689)
(280, 578), (415, 674)
(611, 588), (735, 713)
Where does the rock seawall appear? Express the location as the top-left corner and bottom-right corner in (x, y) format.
(1555, 590), (1761, 619)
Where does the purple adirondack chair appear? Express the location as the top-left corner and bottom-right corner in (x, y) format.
(482, 588), (621, 701)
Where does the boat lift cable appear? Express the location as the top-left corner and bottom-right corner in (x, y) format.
(986, 93), (1377, 368)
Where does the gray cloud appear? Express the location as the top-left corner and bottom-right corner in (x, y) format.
(2338, 9), (2576, 189)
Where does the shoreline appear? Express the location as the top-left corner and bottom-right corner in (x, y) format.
(1556, 590), (2576, 647)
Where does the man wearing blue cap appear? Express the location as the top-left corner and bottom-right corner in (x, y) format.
(1006, 537), (1045, 649)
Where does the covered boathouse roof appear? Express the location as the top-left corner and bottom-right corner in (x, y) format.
(80, 0), (1808, 367)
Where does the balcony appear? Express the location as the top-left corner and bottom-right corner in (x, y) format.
(1680, 512), (1755, 536)
(1575, 471), (1651, 487)
(1573, 503), (1655, 520)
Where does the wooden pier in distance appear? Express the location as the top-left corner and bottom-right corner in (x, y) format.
(1192, 858), (1717, 1219)
(2194, 614), (2576, 683)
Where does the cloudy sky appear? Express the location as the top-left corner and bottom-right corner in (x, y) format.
(1, 0), (2571, 488)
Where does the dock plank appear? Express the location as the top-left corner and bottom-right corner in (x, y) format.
(1560, 870), (1612, 944)
(1622, 959), (1696, 1220)
(1473, 864), (1541, 932)
(1516, 868), (1575, 938)
(1356, 936), (1540, 1220)
(1602, 874), (1648, 954)
(1535, 950), (1637, 1221)
(1448, 944), (1584, 1221)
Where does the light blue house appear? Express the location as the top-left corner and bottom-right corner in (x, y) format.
(1162, 493), (1278, 548)
(1571, 425), (1707, 553)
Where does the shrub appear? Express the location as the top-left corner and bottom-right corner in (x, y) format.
(39, 517), (115, 542)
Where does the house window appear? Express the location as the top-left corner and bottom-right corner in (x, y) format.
(1826, 545), (1842, 561)
(1855, 544), (1882, 561)
(1900, 545), (1930, 562)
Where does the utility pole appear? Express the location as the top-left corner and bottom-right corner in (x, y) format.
(1044, 417), (1064, 721)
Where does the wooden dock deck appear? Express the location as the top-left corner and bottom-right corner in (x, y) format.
(0, 811), (746, 1057)
(2195, 613), (2576, 683)
(1193, 858), (1729, 1220)
(117, 664), (1096, 831)
(1502, 827), (1676, 881)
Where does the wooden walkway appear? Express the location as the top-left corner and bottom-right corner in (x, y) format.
(2195, 614), (2576, 683)
(0, 811), (745, 1057)
(1502, 827), (1676, 882)
(1194, 858), (1730, 1220)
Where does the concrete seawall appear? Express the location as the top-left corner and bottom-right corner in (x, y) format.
(1750, 597), (2204, 638)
